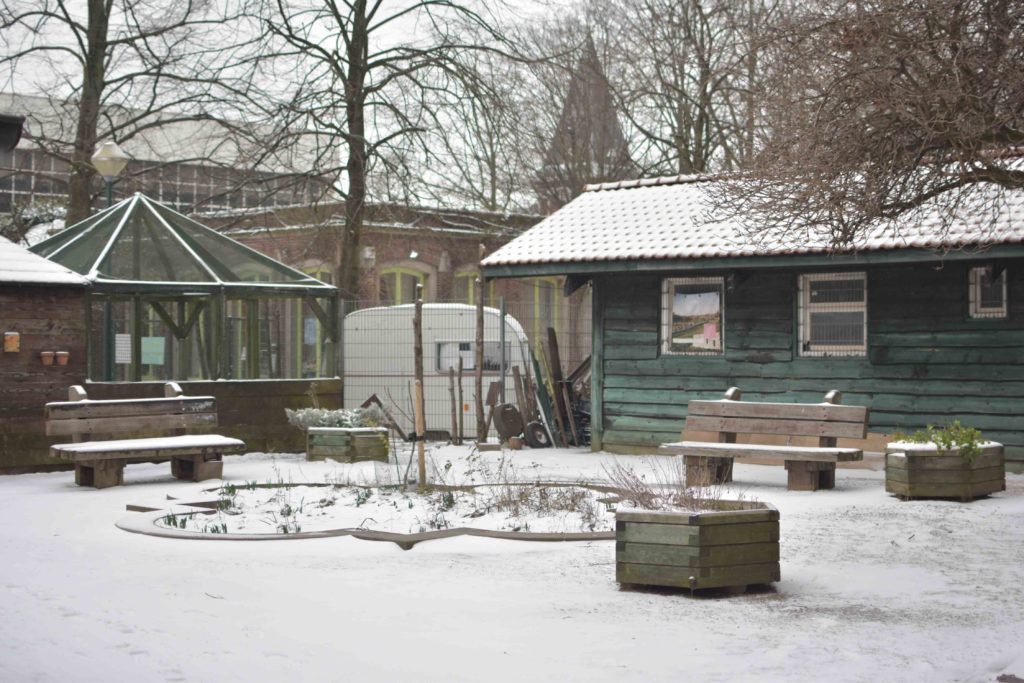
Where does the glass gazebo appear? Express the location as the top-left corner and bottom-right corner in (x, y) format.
(30, 193), (339, 381)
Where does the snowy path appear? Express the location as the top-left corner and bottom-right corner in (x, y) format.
(1, 447), (1022, 682)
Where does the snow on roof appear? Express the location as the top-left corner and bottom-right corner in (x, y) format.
(0, 236), (88, 286)
(482, 174), (1024, 268)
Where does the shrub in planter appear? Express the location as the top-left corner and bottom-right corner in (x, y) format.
(607, 460), (779, 594)
(886, 422), (1005, 501)
(286, 406), (390, 463)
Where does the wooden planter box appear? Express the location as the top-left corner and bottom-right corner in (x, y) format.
(885, 441), (1005, 501)
(616, 502), (780, 593)
(307, 427), (389, 463)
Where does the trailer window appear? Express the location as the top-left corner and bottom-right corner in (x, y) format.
(436, 341), (510, 373)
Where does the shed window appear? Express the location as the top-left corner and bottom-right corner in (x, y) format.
(968, 266), (1007, 319)
(661, 277), (724, 355)
(798, 272), (867, 357)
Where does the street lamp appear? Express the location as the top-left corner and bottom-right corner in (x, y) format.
(91, 141), (130, 207)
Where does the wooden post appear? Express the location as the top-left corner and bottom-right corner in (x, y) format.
(547, 327), (574, 446)
(448, 366), (459, 445)
(523, 363), (537, 422)
(457, 356), (465, 443)
(413, 286), (426, 487)
(474, 248), (486, 442)
(414, 379), (426, 490)
(512, 365), (528, 420)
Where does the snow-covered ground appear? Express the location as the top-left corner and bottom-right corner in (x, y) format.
(1, 446), (1022, 682)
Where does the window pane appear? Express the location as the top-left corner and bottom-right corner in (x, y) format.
(668, 282), (722, 353)
(400, 273), (419, 303)
(436, 341), (509, 372)
(979, 271), (1004, 309)
(809, 278), (864, 303)
(379, 274), (395, 305)
(810, 312), (864, 345)
(454, 276), (471, 303)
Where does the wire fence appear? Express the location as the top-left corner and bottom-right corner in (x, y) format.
(341, 289), (591, 443)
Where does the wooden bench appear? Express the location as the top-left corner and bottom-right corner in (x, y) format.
(45, 382), (246, 489)
(660, 387), (869, 491)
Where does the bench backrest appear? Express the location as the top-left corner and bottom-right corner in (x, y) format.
(685, 387), (869, 442)
(45, 383), (218, 441)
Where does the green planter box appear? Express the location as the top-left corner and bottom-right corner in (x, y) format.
(306, 427), (389, 463)
(885, 441), (1005, 501)
(615, 502), (780, 593)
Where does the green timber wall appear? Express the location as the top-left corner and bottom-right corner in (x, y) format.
(593, 260), (1024, 463)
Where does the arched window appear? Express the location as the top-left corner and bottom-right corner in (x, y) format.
(379, 267), (427, 305)
(453, 271), (495, 306)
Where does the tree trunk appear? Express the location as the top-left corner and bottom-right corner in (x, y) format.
(66, 0), (110, 224)
(338, 2), (369, 300)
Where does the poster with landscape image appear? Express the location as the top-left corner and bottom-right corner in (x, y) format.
(669, 282), (722, 352)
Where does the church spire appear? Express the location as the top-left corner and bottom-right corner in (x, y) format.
(536, 35), (634, 214)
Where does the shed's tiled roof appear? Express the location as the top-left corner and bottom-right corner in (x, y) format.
(0, 236), (88, 285)
(482, 174), (1024, 267)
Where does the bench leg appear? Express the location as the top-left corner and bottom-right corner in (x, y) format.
(172, 454), (224, 482)
(685, 455), (733, 487)
(785, 461), (836, 491)
(75, 462), (124, 489)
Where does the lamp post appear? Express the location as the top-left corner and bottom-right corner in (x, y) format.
(91, 140), (130, 382)
(91, 141), (130, 207)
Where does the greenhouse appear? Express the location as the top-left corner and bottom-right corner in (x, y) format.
(30, 193), (339, 381)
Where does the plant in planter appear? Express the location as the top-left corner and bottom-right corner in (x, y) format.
(285, 406), (390, 463)
(606, 459), (779, 593)
(886, 421), (1005, 502)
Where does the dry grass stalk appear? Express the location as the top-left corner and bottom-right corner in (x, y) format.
(603, 457), (748, 512)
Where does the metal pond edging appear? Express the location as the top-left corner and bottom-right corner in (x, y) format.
(116, 481), (623, 549)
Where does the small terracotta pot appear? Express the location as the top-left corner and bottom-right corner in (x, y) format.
(40, 351), (55, 366)
(55, 351), (70, 366)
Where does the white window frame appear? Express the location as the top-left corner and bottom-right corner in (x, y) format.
(660, 276), (725, 356)
(798, 272), (867, 357)
(968, 266), (1008, 319)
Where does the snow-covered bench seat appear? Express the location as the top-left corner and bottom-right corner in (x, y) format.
(659, 387), (869, 491)
(45, 383), (246, 489)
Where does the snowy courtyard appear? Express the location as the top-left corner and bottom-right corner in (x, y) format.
(1, 446), (1022, 682)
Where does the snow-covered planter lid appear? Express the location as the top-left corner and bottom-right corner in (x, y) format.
(886, 440), (1002, 453)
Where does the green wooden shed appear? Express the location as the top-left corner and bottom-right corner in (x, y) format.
(482, 175), (1024, 465)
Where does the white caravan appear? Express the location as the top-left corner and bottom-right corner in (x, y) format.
(342, 304), (532, 437)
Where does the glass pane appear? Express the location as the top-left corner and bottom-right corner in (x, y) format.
(31, 203), (126, 267)
(436, 341), (510, 372)
(96, 211), (210, 282)
(453, 276), (471, 303)
(400, 273), (419, 303)
(979, 270), (1005, 309)
(809, 278), (865, 304)
(380, 274), (395, 305)
(668, 282), (722, 353)
(810, 312), (864, 345)
(156, 203), (312, 283)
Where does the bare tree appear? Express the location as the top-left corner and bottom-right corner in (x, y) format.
(265, 0), (512, 299)
(415, 43), (535, 212)
(714, 0), (1024, 247)
(600, 0), (783, 176)
(0, 0), (270, 224)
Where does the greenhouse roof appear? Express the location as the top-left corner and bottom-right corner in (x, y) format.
(30, 193), (335, 295)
